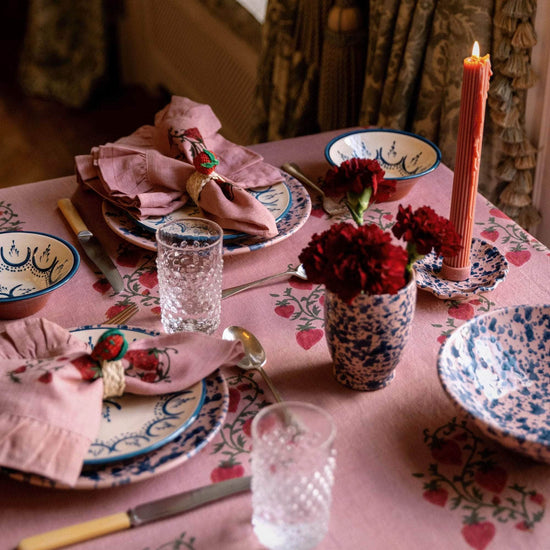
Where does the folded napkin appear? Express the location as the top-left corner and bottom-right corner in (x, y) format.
(75, 96), (280, 238)
(0, 318), (243, 486)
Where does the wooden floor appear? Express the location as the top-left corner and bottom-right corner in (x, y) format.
(0, 79), (166, 189)
(0, 1), (166, 190)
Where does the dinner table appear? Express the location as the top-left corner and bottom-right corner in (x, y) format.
(1, 128), (549, 550)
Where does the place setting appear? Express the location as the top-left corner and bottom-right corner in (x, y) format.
(73, 96), (311, 257)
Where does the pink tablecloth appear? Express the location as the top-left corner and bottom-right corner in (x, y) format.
(1, 129), (549, 550)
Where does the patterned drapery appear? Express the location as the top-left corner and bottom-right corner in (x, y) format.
(254, 0), (541, 231)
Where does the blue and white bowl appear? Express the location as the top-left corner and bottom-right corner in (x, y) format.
(325, 129), (441, 201)
(0, 231), (80, 319)
(438, 305), (550, 464)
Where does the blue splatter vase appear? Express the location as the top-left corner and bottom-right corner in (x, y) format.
(324, 274), (417, 391)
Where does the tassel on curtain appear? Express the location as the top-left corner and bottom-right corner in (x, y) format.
(490, 0), (541, 230)
(318, 0), (367, 131)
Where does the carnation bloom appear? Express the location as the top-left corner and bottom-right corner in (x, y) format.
(299, 222), (408, 303)
(323, 158), (395, 225)
(392, 205), (462, 265)
(300, 204), (461, 303)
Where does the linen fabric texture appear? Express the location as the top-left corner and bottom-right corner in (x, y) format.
(75, 96), (281, 238)
(0, 318), (243, 486)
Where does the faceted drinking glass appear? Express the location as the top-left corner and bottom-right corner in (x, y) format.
(251, 401), (337, 550)
(156, 218), (223, 334)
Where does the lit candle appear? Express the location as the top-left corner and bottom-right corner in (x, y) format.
(441, 42), (492, 281)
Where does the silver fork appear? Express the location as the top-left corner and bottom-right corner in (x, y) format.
(281, 162), (348, 216)
(104, 303), (139, 325)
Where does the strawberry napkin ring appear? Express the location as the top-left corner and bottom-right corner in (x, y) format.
(90, 329), (129, 398)
(186, 149), (221, 204)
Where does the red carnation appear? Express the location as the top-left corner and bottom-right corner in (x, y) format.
(322, 158), (395, 225)
(300, 203), (460, 301)
(299, 222), (408, 303)
(392, 205), (462, 258)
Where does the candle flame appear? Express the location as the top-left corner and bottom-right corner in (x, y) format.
(472, 41), (480, 57)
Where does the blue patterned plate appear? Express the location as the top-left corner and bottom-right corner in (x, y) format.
(3, 325), (229, 489)
(66, 326), (207, 466)
(415, 238), (509, 300)
(131, 181), (291, 241)
(102, 172), (311, 256)
(438, 305), (550, 464)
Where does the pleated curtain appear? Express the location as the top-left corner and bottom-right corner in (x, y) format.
(253, 0), (541, 231)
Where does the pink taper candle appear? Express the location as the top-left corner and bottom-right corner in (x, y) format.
(441, 42), (492, 281)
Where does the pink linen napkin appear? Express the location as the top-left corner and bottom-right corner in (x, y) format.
(0, 318), (243, 487)
(75, 96), (280, 238)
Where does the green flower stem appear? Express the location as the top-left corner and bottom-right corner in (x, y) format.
(345, 187), (373, 226)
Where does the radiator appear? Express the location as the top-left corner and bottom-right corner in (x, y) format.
(118, 0), (260, 144)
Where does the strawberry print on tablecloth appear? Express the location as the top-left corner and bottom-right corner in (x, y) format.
(414, 417), (546, 550)
(270, 278), (325, 350)
(208, 370), (269, 483)
(92, 242), (162, 318)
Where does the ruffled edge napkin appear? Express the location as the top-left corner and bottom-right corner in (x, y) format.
(75, 96), (281, 238)
(0, 318), (243, 486)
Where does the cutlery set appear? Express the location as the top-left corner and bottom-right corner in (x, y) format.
(30, 173), (313, 548)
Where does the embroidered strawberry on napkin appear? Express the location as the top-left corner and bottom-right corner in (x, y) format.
(75, 96), (280, 238)
(0, 318), (243, 487)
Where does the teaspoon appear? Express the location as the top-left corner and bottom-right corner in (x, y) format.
(222, 326), (283, 403)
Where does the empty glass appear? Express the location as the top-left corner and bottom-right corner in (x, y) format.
(156, 218), (223, 334)
(251, 401), (337, 550)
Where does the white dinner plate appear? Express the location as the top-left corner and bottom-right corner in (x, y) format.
(3, 325), (229, 489)
(102, 172), (311, 256)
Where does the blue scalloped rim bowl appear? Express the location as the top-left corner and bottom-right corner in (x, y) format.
(0, 230), (80, 319)
(325, 129), (442, 201)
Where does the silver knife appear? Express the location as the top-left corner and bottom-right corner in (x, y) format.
(58, 198), (124, 293)
(17, 476), (251, 550)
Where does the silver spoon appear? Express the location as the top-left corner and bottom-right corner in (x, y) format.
(222, 326), (283, 403)
(281, 162), (348, 216)
(222, 264), (308, 299)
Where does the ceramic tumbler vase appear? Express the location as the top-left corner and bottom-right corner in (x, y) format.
(324, 275), (417, 391)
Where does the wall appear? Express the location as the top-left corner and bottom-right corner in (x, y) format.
(117, 0), (260, 145)
(526, 2), (550, 247)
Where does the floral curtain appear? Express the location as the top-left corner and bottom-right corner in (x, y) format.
(254, 0), (541, 231)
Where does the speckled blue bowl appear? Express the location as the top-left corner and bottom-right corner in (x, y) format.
(0, 231), (80, 319)
(438, 305), (550, 463)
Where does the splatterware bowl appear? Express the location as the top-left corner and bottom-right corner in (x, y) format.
(324, 129), (441, 201)
(0, 231), (80, 319)
(437, 304), (550, 464)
